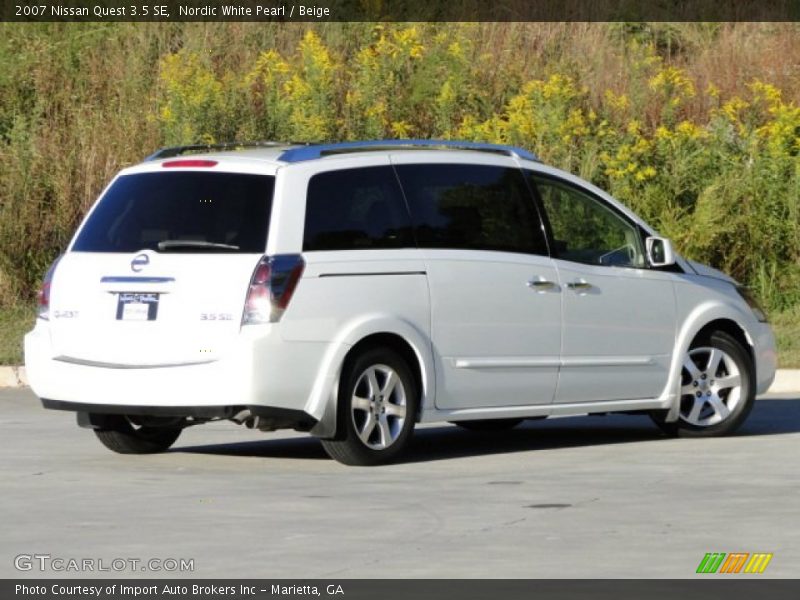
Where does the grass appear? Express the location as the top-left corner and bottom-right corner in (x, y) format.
(0, 304), (35, 365)
(772, 304), (800, 369)
(1, 23), (799, 311)
(0, 303), (796, 368)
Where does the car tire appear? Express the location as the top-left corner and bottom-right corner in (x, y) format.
(321, 347), (418, 466)
(651, 331), (755, 438)
(94, 415), (182, 454)
(452, 418), (524, 431)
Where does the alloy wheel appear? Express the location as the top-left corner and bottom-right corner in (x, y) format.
(679, 346), (742, 427)
(350, 364), (408, 450)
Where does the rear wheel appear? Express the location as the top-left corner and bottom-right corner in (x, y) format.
(652, 331), (755, 437)
(94, 415), (182, 454)
(321, 348), (418, 466)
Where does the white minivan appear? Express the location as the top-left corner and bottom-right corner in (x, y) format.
(25, 140), (777, 465)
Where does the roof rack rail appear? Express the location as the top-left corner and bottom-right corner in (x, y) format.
(144, 141), (309, 161)
(276, 139), (539, 163)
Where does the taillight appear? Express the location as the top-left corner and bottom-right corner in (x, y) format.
(243, 254), (305, 325)
(37, 256), (62, 320)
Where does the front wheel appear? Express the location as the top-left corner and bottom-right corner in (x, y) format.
(652, 331), (755, 437)
(321, 348), (418, 466)
(94, 415), (182, 454)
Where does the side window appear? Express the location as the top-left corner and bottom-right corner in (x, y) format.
(303, 166), (414, 251)
(394, 164), (547, 255)
(532, 176), (645, 268)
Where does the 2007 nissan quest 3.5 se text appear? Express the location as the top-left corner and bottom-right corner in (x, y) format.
(24, 140), (777, 465)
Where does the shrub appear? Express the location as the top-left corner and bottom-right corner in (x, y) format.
(0, 22), (798, 317)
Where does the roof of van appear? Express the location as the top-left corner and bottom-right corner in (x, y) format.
(144, 140), (540, 164)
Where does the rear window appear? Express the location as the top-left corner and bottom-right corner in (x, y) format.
(72, 172), (274, 253)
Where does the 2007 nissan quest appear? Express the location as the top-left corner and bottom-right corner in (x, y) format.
(24, 139), (777, 465)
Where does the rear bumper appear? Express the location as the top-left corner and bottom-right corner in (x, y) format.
(42, 399), (315, 432)
(24, 321), (331, 419)
(41, 399), (242, 418)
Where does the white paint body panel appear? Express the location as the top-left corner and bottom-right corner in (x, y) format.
(553, 259), (676, 403)
(47, 252), (262, 366)
(423, 249), (560, 409)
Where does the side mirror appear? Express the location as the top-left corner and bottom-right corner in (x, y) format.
(645, 236), (676, 267)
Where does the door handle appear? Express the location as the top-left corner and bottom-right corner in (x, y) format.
(527, 279), (556, 290)
(566, 280), (592, 290)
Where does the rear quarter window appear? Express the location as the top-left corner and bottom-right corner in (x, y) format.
(72, 172), (274, 253)
(303, 166), (414, 251)
(394, 163), (548, 256)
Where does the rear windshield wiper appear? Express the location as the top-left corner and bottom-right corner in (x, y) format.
(157, 240), (241, 251)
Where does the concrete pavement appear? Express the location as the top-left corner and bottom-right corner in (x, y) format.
(1, 388), (799, 578)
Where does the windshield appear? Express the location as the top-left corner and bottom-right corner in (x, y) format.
(72, 171), (274, 253)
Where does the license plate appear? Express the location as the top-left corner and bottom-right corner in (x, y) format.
(116, 292), (159, 321)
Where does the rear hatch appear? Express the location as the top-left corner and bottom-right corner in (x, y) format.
(49, 168), (274, 366)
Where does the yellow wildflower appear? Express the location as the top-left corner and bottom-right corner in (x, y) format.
(720, 97), (749, 122)
(649, 66), (695, 105)
(605, 90), (630, 112)
(390, 121), (412, 138)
